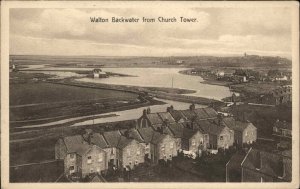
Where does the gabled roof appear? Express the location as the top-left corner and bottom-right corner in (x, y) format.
(169, 110), (187, 122)
(193, 108), (210, 119)
(157, 112), (176, 123)
(223, 117), (256, 132)
(203, 107), (218, 118)
(117, 135), (135, 149)
(196, 120), (225, 136)
(137, 127), (155, 143)
(167, 123), (184, 138)
(274, 120), (292, 130)
(147, 113), (164, 125)
(102, 130), (122, 147)
(242, 148), (292, 181)
(126, 129), (145, 143)
(182, 128), (198, 140)
(180, 110), (197, 121)
(63, 135), (91, 156)
(90, 133), (109, 149)
(151, 131), (168, 145)
(226, 152), (247, 170)
(90, 174), (106, 182)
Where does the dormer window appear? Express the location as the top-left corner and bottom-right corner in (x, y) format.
(220, 136), (224, 141)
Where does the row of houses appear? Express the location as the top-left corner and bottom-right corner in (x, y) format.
(55, 106), (257, 180)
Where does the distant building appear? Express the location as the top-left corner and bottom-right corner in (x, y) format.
(259, 86), (292, 105)
(93, 69), (107, 78)
(273, 120), (292, 139)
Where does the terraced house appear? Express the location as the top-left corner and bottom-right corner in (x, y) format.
(55, 135), (107, 178)
(55, 106), (257, 179)
(192, 119), (234, 150)
(223, 117), (257, 147)
(137, 109), (176, 130)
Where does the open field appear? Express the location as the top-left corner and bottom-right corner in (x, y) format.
(10, 82), (137, 106)
(10, 81), (140, 123)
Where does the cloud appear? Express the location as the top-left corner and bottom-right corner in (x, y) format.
(9, 7), (292, 57)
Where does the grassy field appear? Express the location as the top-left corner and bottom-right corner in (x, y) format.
(9, 79), (140, 123)
(10, 82), (137, 106)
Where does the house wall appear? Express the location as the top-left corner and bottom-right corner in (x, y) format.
(64, 153), (82, 177)
(81, 146), (107, 177)
(55, 138), (67, 160)
(217, 127), (234, 149)
(242, 127), (257, 144)
(189, 132), (207, 153)
(103, 147), (120, 168)
(233, 130), (243, 146)
(121, 141), (145, 169)
(140, 142), (151, 160)
(157, 135), (177, 161)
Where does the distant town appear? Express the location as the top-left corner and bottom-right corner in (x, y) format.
(9, 54), (292, 183)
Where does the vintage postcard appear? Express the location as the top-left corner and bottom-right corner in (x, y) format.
(1, 1), (299, 189)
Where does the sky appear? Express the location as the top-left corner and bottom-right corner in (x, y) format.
(9, 7), (293, 57)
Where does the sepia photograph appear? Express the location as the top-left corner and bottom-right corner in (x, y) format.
(1, 1), (299, 188)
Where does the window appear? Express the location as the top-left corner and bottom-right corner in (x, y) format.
(200, 139), (203, 144)
(90, 168), (94, 173)
(127, 149), (131, 156)
(192, 140), (196, 146)
(98, 154), (103, 162)
(111, 148), (114, 155)
(220, 136), (224, 140)
(204, 135), (208, 140)
(70, 154), (75, 161)
(69, 166), (75, 174)
(129, 161), (132, 165)
(170, 143), (174, 149)
(161, 145), (165, 152)
(87, 156), (92, 164)
(135, 160), (138, 165)
(169, 154), (172, 158)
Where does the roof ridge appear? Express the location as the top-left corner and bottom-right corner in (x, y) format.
(166, 125), (176, 137)
(156, 112), (166, 122)
(136, 129), (145, 142)
(100, 133), (109, 147)
(202, 108), (213, 118)
(101, 133), (110, 147)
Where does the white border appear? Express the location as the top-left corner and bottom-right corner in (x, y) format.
(1, 1), (299, 189)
